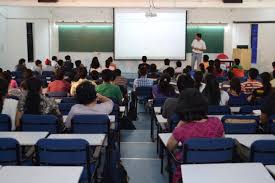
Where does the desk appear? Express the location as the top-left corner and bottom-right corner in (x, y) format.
(119, 106), (125, 113)
(159, 133), (172, 146)
(225, 134), (275, 148)
(266, 165), (275, 177)
(253, 110), (261, 116)
(181, 163), (275, 183)
(0, 132), (49, 146)
(154, 107), (161, 114)
(230, 107), (241, 113)
(48, 134), (106, 146)
(0, 166), (83, 183)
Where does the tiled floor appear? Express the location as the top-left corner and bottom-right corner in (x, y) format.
(120, 108), (168, 183)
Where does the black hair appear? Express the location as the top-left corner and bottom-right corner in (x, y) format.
(272, 61), (275, 68)
(77, 67), (87, 79)
(158, 74), (175, 97)
(203, 55), (209, 62)
(114, 69), (122, 77)
(55, 69), (65, 80)
(234, 59), (240, 65)
(75, 60), (81, 68)
(196, 33), (202, 38)
(0, 78), (9, 113)
(185, 65), (192, 72)
(23, 69), (33, 80)
(90, 70), (100, 80)
(260, 72), (272, 96)
(164, 59), (170, 66)
(0, 71), (12, 84)
(19, 58), (26, 65)
(142, 56), (147, 63)
(202, 74), (221, 105)
(101, 69), (114, 82)
(65, 55), (71, 61)
(163, 67), (175, 78)
(35, 60), (42, 66)
(76, 81), (97, 105)
(25, 78), (42, 114)
(199, 63), (206, 73)
(91, 57), (100, 69)
(150, 64), (157, 73)
(194, 71), (204, 90)
(214, 59), (223, 74)
(105, 59), (111, 68)
(230, 77), (241, 95)
(52, 56), (57, 61)
(249, 68), (259, 80)
(139, 66), (147, 77)
(176, 61), (182, 68)
(57, 59), (64, 67)
(177, 74), (194, 92)
(208, 60), (214, 67)
(0, 68), (2, 73)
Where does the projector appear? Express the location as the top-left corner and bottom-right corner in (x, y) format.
(145, 11), (157, 18)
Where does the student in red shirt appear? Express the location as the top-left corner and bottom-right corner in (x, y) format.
(48, 69), (71, 93)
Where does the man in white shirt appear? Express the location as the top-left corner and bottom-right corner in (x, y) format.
(191, 33), (207, 70)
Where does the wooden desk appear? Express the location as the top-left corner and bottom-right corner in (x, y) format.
(0, 132), (49, 146)
(181, 163), (275, 183)
(0, 166), (83, 183)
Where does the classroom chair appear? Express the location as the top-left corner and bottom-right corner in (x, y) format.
(239, 105), (260, 114)
(135, 86), (152, 112)
(222, 115), (259, 134)
(208, 105), (231, 115)
(0, 138), (20, 165)
(251, 140), (275, 165)
(268, 115), (275, 134)
(36, 139), (96, 183)
(228, 98), (249, 107)
(47, 91), (67, 98)
(0, 114), (11, 131)
(20, 114), (59, 133)
(58, 103), (75, 115)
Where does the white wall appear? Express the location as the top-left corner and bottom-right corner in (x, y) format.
(0, 14), (7, 66)
(1, 6), (275, 73)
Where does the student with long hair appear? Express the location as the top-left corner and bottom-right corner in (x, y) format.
(202, 74), (229, 105)
(15, 78), (61, 128)
(152, 74), (176, 98)
(90, 57), (102, 73)
(194, 71), (205, 92)
(228, 77), (248, 106)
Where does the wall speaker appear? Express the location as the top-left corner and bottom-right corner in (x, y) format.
(223, 0), (243, 3)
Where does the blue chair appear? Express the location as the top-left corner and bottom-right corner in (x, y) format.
(135, 86), (152, 103)
(208, 105), (231, 115)
(169, 114), (180, 131)
(182, 138), (235, 164)
(36, 139), (95, 183)
(268, 115), (275, 134)
(42, 71), (55, 77)
(222, 115), (259, 134)
(0, 138), (20, 165)
(20, 114), (59, 133)
(61, 97), (78, 104)
(251, 140), (275, 165)
(0, 114), (11, 131)
(47, 91), (67, 98)
(239, 105), (260, 114)
(58, 103), (75, 115)
(228, 97), (249, 107)
(153, 97), (167, 107)
(71, 114), (110, 134)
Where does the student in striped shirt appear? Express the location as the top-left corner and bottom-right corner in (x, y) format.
(241, 68), (263, 95)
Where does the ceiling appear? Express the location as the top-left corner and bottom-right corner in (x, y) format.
(1, 0), (275, 8)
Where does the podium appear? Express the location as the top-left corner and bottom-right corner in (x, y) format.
(233, 48), (251, 70)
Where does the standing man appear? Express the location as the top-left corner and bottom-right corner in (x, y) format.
(191, 33), (206, 70)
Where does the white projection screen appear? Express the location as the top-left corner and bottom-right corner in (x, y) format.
(114, 8), (187, 60)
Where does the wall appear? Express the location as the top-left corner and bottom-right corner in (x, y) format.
(0, 6), (275, 73)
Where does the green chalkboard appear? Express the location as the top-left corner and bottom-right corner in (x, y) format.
(58, 25), (114, 52)
(58, 25), (224, 53)
(186, 26), (224, 53)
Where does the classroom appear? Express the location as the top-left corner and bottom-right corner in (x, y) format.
(0, 0), (275, 183)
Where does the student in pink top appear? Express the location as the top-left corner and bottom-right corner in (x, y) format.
(167, 88), (224, 183)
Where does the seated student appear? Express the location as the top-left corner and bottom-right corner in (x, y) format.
(241, 68), (263, 95)
(148, 64), (159, 79)
(32, 60), (43, 75)
(51, 56), (58, 68)
(167, 88), (224, 183)
(228, 77), (248, 106)
(152, 74), (176, 98)
(183, 65), (195, 78)
(90, 57), (102, 73)
(261, 91), (275, 124)
(63, 55), (74, 74)
(138, 56), (150, 71)
(159, 58), (170, 72)
(71, 60), (84, 80)
(105, 58), (116, 71)
(231, 58), (244, 78)
(133, 67), (154, 91)
(221, 71), (234, 91)
(56, 59), (64, 70)
(15, 58), (27, 73)
(214, 59), (224, 77)
(206, 60), (215, 74)
(0, 71), (18, 89)
(175, 61), (184, 74)
(194, 71), (205, 92)
(89, 70), (102, 85)
(43, 59), (55, 72)
(199, 63), (206, 75)
(250, 72), (272, 103)
(65, 81), (114, 128)
(113, 69), (127, 88)
(15, 78), (62, 128)
(164, 67), (176, 82)
(0, 78), (18, 130)
(70, 67), (96, 96)
(202, 74), (229, 106)
(48, 69), (71, 93)
(162, 74), (194, 119)
(96, 69), (123, 104)
(202, 55), (209, 69)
